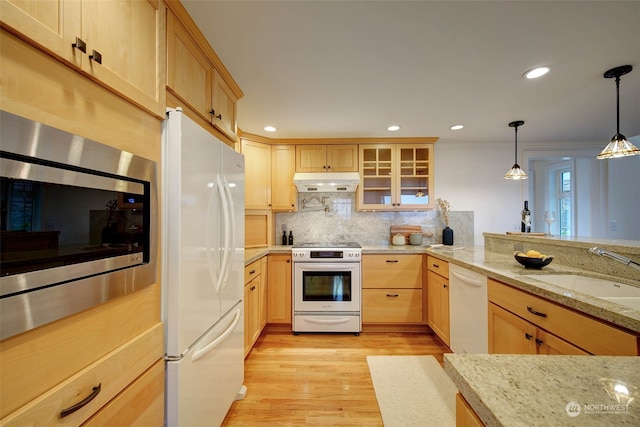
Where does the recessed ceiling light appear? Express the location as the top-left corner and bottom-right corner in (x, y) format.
(264, 126), (276, 132)
(524, 67), (550, 79)
(450, 124), (464, 130)
(387, 125), (400, 131)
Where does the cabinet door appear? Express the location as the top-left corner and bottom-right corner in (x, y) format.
(243, 140), (272, 209)
(211, 68), (238, 141)
(427, 270), (450, 346)
(167, 10), (213, 119)
(259, 257), (268, 330)
(296, 145), (327, 172)
(358, 145), (395, 210)
(362, 289), (423, 323)
(271, 145), (298, 211)
(537, 330), (589, 355)
(488, 303), (537, 354)
(0, 0), (81, 66)
(82, 0), (165, 116)
(326, 145), (358, 172)
(396, 145), (434, 209)
(267, 254), (292, 324)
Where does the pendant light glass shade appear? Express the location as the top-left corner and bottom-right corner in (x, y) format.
(504, 120), (528, 180)
(598, 65), (640, 159)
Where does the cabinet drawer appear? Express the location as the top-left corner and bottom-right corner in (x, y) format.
(83, 360), (164, 427)
(488, 279), (638, 355)
(362, 289), (423, 323)
(1, 324), (163, 426)
(427, 255), (449, 279)
(244, 259), (262, 284)
(362, 254), (423, 289)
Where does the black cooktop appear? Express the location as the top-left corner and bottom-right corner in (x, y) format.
(292, 242), (362, 249)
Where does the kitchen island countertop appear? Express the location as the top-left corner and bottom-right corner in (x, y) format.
(444, 353), (640, 426)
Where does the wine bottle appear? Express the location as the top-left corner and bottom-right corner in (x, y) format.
(288, 230), (294, 245)
(282, 230), (287, 245)
(521, 201), (531, 233)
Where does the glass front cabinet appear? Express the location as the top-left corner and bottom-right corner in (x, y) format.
(357, 144), (434, 211)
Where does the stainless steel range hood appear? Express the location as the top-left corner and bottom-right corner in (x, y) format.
(293, 172), (360, 193)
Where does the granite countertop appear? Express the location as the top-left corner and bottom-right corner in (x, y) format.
(243, 243), (640, 333)
(445, 353), (640, 426)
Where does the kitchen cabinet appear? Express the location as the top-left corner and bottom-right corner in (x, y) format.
(271, 145), (298, 211)
(427, 256), (450, 346)
(242, 139), (272, 209)
(362, 254), (423, 324)
(295, 144), (358, 172)
(1, 0), (166, 117)
(267, 254), (292, 324)
(244, 259), (263, 357)
(259, 257), (268, 331)
(358, 144), (434, 211)
(488, 279), (639, 356)
(166, 5), (241, 142)
(455, 393), (485, 427)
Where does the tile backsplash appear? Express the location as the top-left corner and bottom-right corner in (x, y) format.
(275, 192), (474, 246)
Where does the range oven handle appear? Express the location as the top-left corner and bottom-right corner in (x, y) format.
(294, 262), (360, 271)
(301, 316), (353, 325)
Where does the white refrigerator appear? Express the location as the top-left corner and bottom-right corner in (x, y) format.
(162, 108), (245, 426)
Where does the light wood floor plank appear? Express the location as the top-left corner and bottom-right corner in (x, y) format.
(222, 330), (451, 426)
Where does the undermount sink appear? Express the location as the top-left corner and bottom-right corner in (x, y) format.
(524, 274), (640, 310)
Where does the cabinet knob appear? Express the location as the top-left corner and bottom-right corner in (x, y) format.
(251, 286), (256, 291)
(535, 338), (544, 346)
(72, 37), (87, 53)
(525, 333), (533, 340)
(443, 284), (448, 288)
(89, 49), (102, 64)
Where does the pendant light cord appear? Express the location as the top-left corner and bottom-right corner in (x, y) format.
(514, 125), (518, 164)
(615, 75), (621, 135)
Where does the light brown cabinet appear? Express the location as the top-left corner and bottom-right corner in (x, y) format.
(1, 0), (166, 117)
(267, 254), (292, 324)
(244, 259), (264, 357)
(358, 144), (434, 211)
(271, 145), (298, 211)
(455, 393), (485, 427)
(242, 139), (272, 209)
(427, 256), (450, 346)
(488, 279), (639, 355)
(362, 254), (423, 324)
(296, 144), (358, 172)
(166, 6), (240, 141)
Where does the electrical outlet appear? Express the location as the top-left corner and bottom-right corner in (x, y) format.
(610, 221), (617, 231)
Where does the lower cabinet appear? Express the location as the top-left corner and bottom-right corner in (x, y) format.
(426, 256), (450, 345)
(362, 254), (424, 324)
(488, 279), (639, 355)
(244, 259), (265, 357)
(267, 254), (292, 324)
(455, 393), (485, 427)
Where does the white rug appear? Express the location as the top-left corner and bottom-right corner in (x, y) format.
(366, 355), (457, 427)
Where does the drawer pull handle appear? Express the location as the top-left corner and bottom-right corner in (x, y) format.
(525, 333), (533, 340)
(386, 260), (399, 263)
(432, 263), (440, 268)
(60, 383), (101, 418)
(386, 293), (399, 297)
(249, 269), (256, 274)
(527, 306), (547, 318)
(443, 284), (448, 288)
(250, 285), (256, 291)
(535, 338), (544, 346)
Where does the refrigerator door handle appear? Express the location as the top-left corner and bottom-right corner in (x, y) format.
(191, 308), (241, 362)
(215, 174), (231, 294)
(205, 180), (221, 293)
(221, 175), (236, 290)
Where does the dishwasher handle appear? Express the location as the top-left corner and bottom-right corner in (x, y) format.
(451, 270), (485, 288)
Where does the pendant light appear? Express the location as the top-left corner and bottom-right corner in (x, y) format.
(597, 65), (639, 159)
(504, 120), (528, 180)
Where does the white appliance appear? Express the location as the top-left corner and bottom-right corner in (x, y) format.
(293, 172), (360, 192)
(449, 264), (488, 354)
(292, 242), (362, 334)
(162, 108), (245, 426)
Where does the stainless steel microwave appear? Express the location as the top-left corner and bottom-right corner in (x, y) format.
(0, 111), (157, 340)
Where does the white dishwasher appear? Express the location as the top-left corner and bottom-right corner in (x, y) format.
(449, 264), (488, 354)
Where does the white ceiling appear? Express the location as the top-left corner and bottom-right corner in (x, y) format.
(182, 0), (640, 145)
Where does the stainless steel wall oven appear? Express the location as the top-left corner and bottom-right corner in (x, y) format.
(292, 242), (362, 334)
(0, 111), (157, 339)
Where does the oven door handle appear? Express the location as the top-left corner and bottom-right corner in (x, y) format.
(301, 316), (353, 325)
(294, 263), (359, 271)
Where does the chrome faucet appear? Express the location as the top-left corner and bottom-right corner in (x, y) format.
(589, 247), (640, 271)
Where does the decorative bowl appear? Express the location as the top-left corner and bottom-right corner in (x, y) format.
(514, 251), (553, 269)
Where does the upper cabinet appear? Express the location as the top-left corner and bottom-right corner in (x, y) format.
(165, 3), (242, 142)
(358, 144), (434, 211)
(0, 0), (166, 117)
(271, 145), (298, 212)
(243, 139), (272, 210)
(296, 144), (358, 172)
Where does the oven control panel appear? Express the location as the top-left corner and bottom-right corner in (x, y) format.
(292, 249), (361, 261)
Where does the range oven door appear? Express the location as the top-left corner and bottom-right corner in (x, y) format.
(293, 262), (361, 312)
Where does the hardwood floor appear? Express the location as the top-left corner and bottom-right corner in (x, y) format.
(222, 330), (451, 426)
